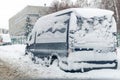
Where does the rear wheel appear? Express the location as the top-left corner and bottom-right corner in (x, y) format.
(50, 55), (59, 66)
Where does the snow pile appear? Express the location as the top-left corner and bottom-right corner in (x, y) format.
(0, 45), (120, 79)
(0, 45), (34, 76)
(0, 44), (66, 79)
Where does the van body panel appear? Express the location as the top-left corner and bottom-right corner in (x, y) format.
(26, 11), (71, 58)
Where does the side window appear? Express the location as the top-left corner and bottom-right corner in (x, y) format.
(36, 13), (70, 43)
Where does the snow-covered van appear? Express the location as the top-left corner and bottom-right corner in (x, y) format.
(26, 8), (117, 72)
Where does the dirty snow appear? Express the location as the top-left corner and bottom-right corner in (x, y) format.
(0, 45), (120, 79)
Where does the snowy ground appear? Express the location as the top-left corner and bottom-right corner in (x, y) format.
(0, 44), (120, 80)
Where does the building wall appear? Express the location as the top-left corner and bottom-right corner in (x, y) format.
(9, 5), (50, 36)
(0, 28), (9, 34)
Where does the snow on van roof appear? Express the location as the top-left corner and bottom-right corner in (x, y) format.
(32, 8), (114, 34)
(39, 8), (114, 19)
(74, 8), (114, 18)
(34, 8), (114, 30)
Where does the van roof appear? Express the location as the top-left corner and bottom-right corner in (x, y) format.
(33, 8), (114, 32)
(40, 8), (114, 19)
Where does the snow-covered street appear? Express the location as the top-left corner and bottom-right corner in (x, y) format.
(0, 44), (120, 80)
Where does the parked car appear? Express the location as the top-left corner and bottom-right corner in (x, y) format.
(25, 8), (118, 72)
(0, 34), (11, 45)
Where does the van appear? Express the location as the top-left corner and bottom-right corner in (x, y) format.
(25, 8), (117, 72)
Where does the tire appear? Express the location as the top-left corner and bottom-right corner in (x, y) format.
(52, 59), (59, 66)
(50, 55), (59, 66)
